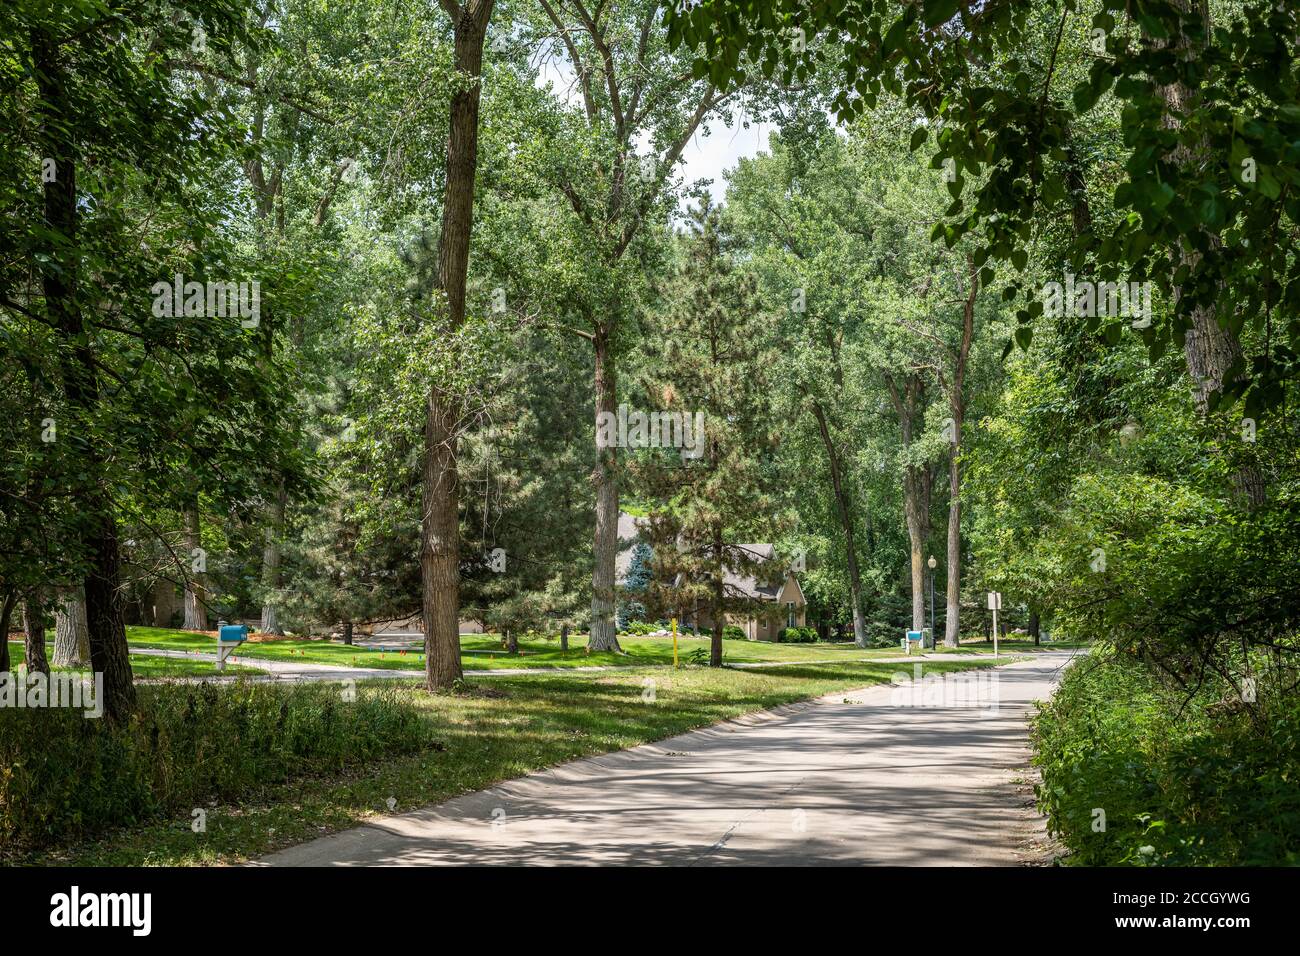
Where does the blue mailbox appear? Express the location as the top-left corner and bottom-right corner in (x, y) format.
(216, 621), (250, 670)
(219, 624), (251, 645)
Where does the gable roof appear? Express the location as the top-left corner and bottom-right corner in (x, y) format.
(614, 513), (799, 604)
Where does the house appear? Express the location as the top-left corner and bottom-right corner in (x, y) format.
(615, 512), (807, 642)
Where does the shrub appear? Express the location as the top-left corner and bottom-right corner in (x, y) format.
(1032, 651), (1300, 865)
(722, 624), (746, 641)
(779, 626), (817, 643)
(619, 620), (664, 636)
(0, 680), (435, 856)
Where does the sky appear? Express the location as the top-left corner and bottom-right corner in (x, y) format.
(533, 57), (771, 207)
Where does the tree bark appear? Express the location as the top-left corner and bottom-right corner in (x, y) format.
(259, 482), (286, 634)
(1029, 609), (1041, 646)
(811, 400), (868, 648)
(1154, 0), (1265, 508)
(182, 498), (205, 630)
(23, 597), (49, 676)
(505, 628), (518, 654)
(421, 0), (494, 691)
(32, 26), (134, 721)
(422, 395), (464, 689)
(588, 324), (623, 652)
(342, 620), (353, 646)
(710, 524), (724, 667)
(889, 373), (932, 633)
(0, 592), (13, 673)
(54, 585), (91, 667)
(560, 622), (569, 652)
(943, 258), (977, 647)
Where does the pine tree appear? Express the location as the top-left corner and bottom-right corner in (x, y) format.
(635, 197), (785, 667)
(618, 541), (653, 628)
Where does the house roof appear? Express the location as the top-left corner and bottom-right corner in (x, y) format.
(614, 512), (649, 581)
(614, 513), (798, 604)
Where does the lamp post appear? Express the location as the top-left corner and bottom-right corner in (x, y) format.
(927, 555), (937, 649)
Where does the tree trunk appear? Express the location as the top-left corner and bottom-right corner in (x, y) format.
(342, 620), (353, 646)
(23, 597), (49, 676)
(906, 515), (927, 632)
(259, 482), (286, 634)
(182, 499), (205, 630)
(888, 373), (932, 635)
(54, 585), (91, 667)
(1154, 0), (1265, 508)
(588, 324), (623, 652)
(811, 401), (868, 648)
(422, 394), (464, 690)
(560, 622), (569, 652)
(82, 506), (135, 720)
(710, 525), (724, 667)
(32, 26), (134, 721)
(0, 592), (13, 673)
(1029, 610), (1041, 646)
(505, 628), (518, 654)
(944, 460), (961, 647)
(944, 259), (977, 647)
(420, 0), (494, 692)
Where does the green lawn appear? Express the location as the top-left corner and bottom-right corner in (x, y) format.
(122, 625), (905, 671)
(29, 654), (1010, 866)
(5, 639), (263, 678)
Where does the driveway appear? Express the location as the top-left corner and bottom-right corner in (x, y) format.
(260, 650), (1078, 866)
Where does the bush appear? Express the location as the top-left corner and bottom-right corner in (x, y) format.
(0, 680), (435, 856)
(620, 620), (665, 636)
(1032, 651), (1300, 865)
(779, 626), (817, 643)
(722, 624), (746, 641)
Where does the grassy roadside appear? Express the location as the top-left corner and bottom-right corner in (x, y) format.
(5, 639), (262, 677)
(928, 638), (1092, 655)
(27, 656), (1008, 866)
(123, 625), (905, 671)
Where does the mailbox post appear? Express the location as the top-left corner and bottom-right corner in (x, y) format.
(216, 620), (250, 671)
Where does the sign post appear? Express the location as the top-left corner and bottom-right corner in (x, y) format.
(987, 592), (1002, 658)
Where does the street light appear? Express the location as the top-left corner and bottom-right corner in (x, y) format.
(927, 555), (937, 648)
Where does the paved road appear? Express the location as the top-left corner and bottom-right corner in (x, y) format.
(260, 650), (1078, 866)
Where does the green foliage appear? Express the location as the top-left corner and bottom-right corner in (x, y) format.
(779, 626), (817, 643)
(668, 0), (1300, 414)
(0, 681), (432, 855)
(1034, 651), (1300, 866)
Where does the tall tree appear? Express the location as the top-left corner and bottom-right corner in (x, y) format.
(635, 197), (781, 666)
(420, 0), (496, 690)
(525, 0), (746, 651)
